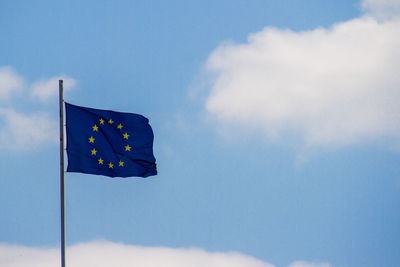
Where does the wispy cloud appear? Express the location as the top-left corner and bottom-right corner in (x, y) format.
(0, 66), (77, 151)
(0, 241), (332, 267)
(0, 108), (57, 150)
(0, 66), (24, 101)
(31, 75), (77, 103)
(204, 0), (400, 150)
(362, 0), (400, 20)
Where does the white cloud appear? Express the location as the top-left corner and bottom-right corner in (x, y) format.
(0, 66), (24, 101)
(0, 241), (274, 267)
(0, 66), (77, 151)
(0, 241), (334, 267)
(362, 0), (400, 20)
(0, 108), (58, 150)
(205, 12), (400, 149)
(31, 75), (77, 102)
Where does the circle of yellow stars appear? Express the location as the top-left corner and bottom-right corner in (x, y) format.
(88, 117), (133, 170)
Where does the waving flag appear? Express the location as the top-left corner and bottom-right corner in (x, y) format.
(65, 102), (157, 178)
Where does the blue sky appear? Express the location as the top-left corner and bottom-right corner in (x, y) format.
(1, 1), (400, 267)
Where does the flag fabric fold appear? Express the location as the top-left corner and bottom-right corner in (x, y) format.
(65, 102), (157, 178)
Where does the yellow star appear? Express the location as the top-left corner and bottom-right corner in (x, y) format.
(99, 118), (105, 125)
(123, 132), (129, 139)
(108, 119), (114, 124)
(89, 136), (95, 143)
(108, 162), (114, 169)
(117, 123), (123, 129)
(91, 148), (97, 155)
(98, 158), (104, 165)
(92, 125), (99, 132)
(125, 144), (131, 151)
(119, 160), (124, 167)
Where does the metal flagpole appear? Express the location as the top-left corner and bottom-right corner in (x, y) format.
(59, 80), (66, 267)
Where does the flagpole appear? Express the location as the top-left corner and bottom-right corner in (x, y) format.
(59, 80), (66, 267)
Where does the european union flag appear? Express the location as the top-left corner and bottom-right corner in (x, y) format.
(65, 103), (157, 178)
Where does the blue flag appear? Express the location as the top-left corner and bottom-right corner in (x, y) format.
(65, 102), (157, 178)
